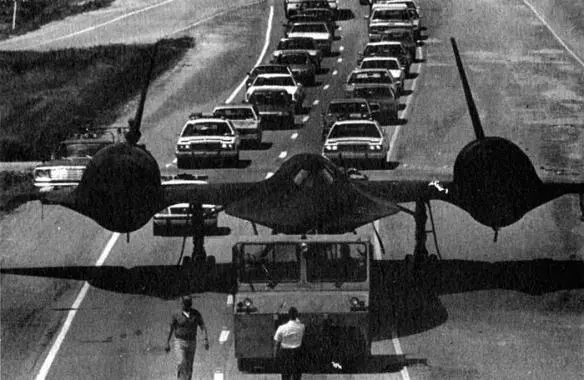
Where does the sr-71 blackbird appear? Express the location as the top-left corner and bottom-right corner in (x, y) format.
(16, 39), (584, 260)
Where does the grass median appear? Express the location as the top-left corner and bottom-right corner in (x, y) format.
(0, 36), (194, 161)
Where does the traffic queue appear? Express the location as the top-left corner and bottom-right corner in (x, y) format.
(174, 0), (423, 169)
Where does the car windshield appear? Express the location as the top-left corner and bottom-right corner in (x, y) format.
(353, 86), (394, 98)
(371, 9), (409, 21)
(182, 122), (232, 137)
(306, 242), (367, 283)
(278, 54), (310, 65)
(329, 123), (381, 138)
(249, 91), (290, 106)
(278, 39), (316, 50)
(214, 108), (255, 120)
(328, 102), (369, 114)
(361, 59), (400, 70)
(238, 243), (300, 284)
(363, 44), (402, 56)
(253, 76), (295, 87)
(251, 66), (289, 76)
(290, 24), (328, 33)
(349, 71), (393, 84)
(60, 142), (109, 158)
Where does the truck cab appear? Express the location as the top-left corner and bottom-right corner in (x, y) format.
(232, 234), (372, 372)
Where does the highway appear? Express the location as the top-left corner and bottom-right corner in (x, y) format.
(1, 0), (583, 379)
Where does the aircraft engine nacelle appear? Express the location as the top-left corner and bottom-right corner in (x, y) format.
(73, 143), (164, 233)
(451, 136), (545, 229)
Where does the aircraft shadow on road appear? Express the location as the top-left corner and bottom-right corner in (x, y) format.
(2, 259), (582, 332)
(177, 160), (251, 170)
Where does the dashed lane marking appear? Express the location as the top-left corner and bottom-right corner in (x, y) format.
(214, 372), (224, 380)
(323, 84), (330, 90)
(226, 295), (233, 305)
(332, 70), (338, 76)
(265, 172), (274, 179)
(339, 46), (344, 52)
(392, 329), (411, 380)
(302, 116), (310, 123)
(278, 151), (288, 159)
(337, 57), (343, 63)
(312, 99), (320, 105)
(291, 133), (298, 139)
(219, 330), (230, 343)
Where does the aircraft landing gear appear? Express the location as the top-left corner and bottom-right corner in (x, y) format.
(405, 199), (442, 273)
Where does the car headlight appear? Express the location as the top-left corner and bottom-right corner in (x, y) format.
(349, 297), (367, 311)
(221, 143), (234, 149)
(324, 145), (337, 151)
(369, 145), (381, 150)
(34, 169), (51, 180)
(177, 144), (189, 150)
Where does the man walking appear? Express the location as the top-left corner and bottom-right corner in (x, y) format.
(274, 307), (305, 380)
(165, 296), (209, 380)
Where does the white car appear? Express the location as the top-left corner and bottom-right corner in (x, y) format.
(322, 120), (389, 167)
(212, 104), (263, 147)
(345, 67), (401, 97)
(358, 57), (405, 93)
(286, 22), (333, 55)
(245, 73), (305, 112)
(175, 116), (240, 168)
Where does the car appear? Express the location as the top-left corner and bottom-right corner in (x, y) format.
(153, 202), (218, 236)
(273, 51), (317, 85)
(247, 89), (296, 129)
(33, 127), (126, 190)
(381, 0), (422, 38)
(285, 8), (337, 37)
(349, 84), (399, 124)
(378, 27), (416, 59)
(321, 98), (376, 139)
(358, 58), (405, 93)
(175, 116), (240, 168)
(359, 41), (412, 74)
(286, 22), (333, 56)
(322, 119), (389, 167)
(368, 3), (420, 40)
(212, 104), (263, 147)
(245, 73), (305, 112)
(246, 64), (294, 88)
(285, 0), (338, 18)
(345, 67), (401, 97)
(273, 37), (323, 69)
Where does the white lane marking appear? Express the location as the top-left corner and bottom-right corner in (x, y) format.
(225, 5), (274, 104)
(165, 163), (172, 168)
(278, 151), (288, 159)
(521, 0), (584, 68)
(338, 26), (342, 31)
(392, 329), (411, 380)
(2, 0), (178, 48)
(219, 330), (230, 343)
(332, 70), (338, 76)
(302, 116), (310, 123)
(323, 84), (330, 90)
(339, 46), (345, 52)
(265, 172), (274, 179)
(312, 99), (320, 105)
(337, 57), (343, 63)
(226, 295), (233, 305)
(214, 372), (225, 380)
(291, 133), (298, 139)
(172, 158), (177, 163)
(35, 233), (121, 380)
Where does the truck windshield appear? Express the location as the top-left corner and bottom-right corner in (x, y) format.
(239, 243), (300, 283)
(306, 242), (367, 282)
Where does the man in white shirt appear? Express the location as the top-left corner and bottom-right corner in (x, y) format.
(273, 307), (305, 380)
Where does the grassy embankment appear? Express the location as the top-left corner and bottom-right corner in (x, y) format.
(0, 37), (194, 213)
(0, 0), (114, 39)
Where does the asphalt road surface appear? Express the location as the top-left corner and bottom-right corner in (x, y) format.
(1, 0), (583, 379)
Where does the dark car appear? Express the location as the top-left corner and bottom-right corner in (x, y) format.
(321, 98), (376, 139)
(359, 41), (412, 74)
(285, 8), (337, 37)
(351, 84), (398, 124)
(247, 89), (295, 129)
(378, 27), (416, 59)
(273, 51), (317, 85)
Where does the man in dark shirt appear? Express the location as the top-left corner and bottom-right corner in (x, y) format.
(165, 296), (209, 380)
